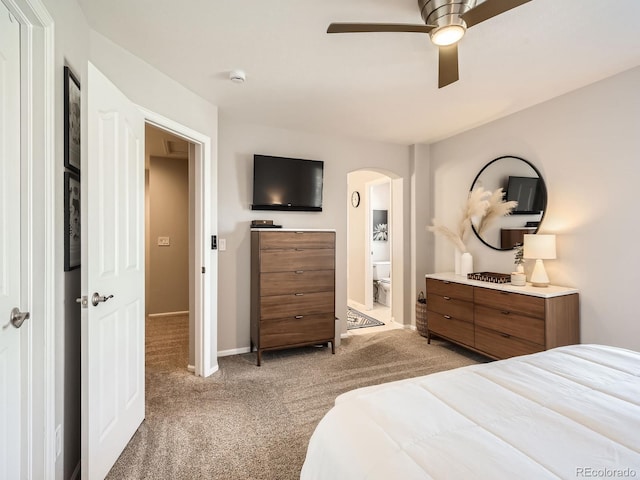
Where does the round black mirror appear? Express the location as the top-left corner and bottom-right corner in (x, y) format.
(470, 156), (547, 251)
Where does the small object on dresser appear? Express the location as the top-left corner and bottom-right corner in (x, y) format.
(467, 272), (511, 284)
(510, 272), (526, 286)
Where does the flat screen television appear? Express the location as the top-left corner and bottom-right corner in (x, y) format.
(252, 154), (324, 211)
(506, 176), (542, 214)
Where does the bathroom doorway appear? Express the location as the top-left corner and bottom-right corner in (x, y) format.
(347, 169), (404, 330)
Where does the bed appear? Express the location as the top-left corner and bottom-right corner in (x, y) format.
(301, 344), (640, 479)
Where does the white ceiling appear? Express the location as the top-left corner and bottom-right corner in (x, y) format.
(77, 0), (640, 146)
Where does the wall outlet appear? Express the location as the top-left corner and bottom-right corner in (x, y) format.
(55, 425), (62, 458)
(219, 238), (226, 251)
(157, 236), (170, 246)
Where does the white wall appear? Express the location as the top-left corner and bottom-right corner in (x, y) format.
(217, 116), (411, 351)
(426, 66), (640, 351)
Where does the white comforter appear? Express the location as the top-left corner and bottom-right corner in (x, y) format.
(301, 344), (640, 479)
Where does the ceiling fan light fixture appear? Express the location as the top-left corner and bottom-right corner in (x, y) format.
(430, 24), (466, 46)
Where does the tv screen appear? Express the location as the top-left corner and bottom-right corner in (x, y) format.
(506, 176), (541, 214)
(252, 155), (324, 211)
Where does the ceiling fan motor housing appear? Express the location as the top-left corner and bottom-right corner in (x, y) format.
(419, 0), (476, 28)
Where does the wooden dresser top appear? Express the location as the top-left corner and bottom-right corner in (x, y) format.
(425, 272), (578, 299)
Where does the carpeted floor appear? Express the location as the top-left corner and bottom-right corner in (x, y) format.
(106, 316), (488, 480)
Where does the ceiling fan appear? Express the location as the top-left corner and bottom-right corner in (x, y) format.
(327, 0), (532, 88)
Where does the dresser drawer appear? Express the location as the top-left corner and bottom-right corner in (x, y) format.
(260, 313), (334, 348)
(260, 270), (334, 297)
(259, 231), (335, 250)
(427, 311), (474, 347)
(475, 326), (544, 360)
(474, 304), (545, 345)
(474, 287), (545, 319)
(260, 249), (335, 273)
(260, 291), (334, 320)
(426, 294), (473, 322)
(426, 278), (473, 302)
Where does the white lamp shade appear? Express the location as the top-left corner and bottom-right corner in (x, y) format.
(523, 234), (556, 260)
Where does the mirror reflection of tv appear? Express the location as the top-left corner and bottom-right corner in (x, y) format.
(506, 176), (542, 214)
(252, 154), (324, 211)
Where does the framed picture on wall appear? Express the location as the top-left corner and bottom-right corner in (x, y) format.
(64, 66), (81, 174)
(372, 209), (388, 242)
(64, 171), (81, 271)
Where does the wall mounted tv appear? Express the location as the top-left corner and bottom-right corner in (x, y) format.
(252, 154), (324, 211)
(506, 176), (543, 214)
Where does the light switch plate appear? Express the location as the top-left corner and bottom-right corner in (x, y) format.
(158, 236), (170, 246)
(219, 238), (226, 251)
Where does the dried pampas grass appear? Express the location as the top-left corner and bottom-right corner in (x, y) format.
(427, 219), (467, 253)
(428, 186), (517, 252)
(476, 188), (518, 234)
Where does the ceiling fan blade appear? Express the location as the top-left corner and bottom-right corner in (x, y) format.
(461, 0), (532, 28)
(327, 23), (434, 34)
(438, 44), (459, 88)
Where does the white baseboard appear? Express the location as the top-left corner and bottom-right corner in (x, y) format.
(187, 364), (195, 372)
(70, 461), (81, 480)
(218, 346), (251, 357)
(148, 311), (189, 319)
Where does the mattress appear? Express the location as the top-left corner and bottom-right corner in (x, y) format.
(301, 344), (640, 479)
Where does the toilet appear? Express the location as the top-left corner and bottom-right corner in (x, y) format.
(372, 261), (391, 307)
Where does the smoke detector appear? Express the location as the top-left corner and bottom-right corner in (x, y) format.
(229, 70), (246, 84)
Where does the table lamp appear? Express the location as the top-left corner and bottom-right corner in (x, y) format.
(523, 234), (556, 287)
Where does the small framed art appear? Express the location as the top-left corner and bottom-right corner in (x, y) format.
(64, 66), (81, 174)
(64, 171), (81, 271)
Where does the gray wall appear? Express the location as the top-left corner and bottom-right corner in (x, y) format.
(427, 66), (640, 351)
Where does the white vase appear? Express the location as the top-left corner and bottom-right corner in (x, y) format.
(460, 252), (473, 276)
(454, 249), (462, 275)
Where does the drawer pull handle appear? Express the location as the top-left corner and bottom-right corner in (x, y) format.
(295, 293), (304, 296)
(295, 248), (304, 251)
(501, 310), (510, 315)
(443, 296), (451, 301)
(295, 315), (304, 319)
(443, 315), (452, 319)
(295, 270), (304, 274)
(295, 232), (304, 234)
(443, 281), (451, 284)
(500, 333), (511, 338)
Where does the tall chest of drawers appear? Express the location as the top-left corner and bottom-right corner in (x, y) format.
(425, 273), (579, 360)
(251, 229), (336, 365)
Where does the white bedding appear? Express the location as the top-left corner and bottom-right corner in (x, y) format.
(301, 345), (640, 480)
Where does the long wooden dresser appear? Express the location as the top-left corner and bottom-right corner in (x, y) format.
(251, 229), (336, 365)
(425, 273), (579, 360)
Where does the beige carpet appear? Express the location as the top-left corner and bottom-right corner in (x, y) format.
(106, 316), (487, 480)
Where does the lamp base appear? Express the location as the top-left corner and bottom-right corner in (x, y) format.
(530, 259), (550, 288)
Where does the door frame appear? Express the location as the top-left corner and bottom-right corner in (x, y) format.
(4, 0), (56, 477)
(140, 107), (217, 376)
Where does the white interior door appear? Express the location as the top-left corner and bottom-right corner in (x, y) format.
(82, 63), (145, 479)
(0, 5), (23, 479)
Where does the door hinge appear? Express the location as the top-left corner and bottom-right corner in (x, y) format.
(211, 235), (217, 250)
(202, 267), (206, 274)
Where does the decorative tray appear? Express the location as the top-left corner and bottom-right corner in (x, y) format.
(467, 272), (511, 284)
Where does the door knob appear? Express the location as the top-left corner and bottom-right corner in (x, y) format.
(92, 293), (114, 307)
(9, 307), (30, 329)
